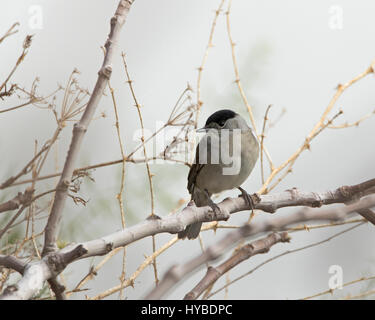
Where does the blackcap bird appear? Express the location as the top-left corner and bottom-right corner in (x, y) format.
(178, 109), (259, 239)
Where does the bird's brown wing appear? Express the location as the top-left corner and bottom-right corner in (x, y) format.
(187, 146), (204, 195)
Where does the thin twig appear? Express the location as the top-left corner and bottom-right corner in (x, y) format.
(207, 222), (366, 299)
(0, 22), (19, 44)
(259, 59), (375, 194)
(302, 275), (375, 300)
(42, 0), (135, 257)
(184, 232), (290, 300)
(195, 0), (226, 127)
(260, 105), (273, 184)
(121, 52), (159, 285)
(107, 78), (128, 299)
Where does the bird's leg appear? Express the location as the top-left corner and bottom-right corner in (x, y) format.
(237, 186), (255, 210)
(204, 189), (221, 215)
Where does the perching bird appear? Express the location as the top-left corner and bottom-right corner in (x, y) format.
(178, 109), (259, 239)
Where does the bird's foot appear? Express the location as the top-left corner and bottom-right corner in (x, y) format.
(208, 201), (221, 216)
(238, 187), (256, 210)
(203, 189), (221, 215)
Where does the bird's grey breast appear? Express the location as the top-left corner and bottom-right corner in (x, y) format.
(193, 128), (259, 194)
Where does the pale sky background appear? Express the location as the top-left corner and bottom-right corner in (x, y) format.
(1, 0), (375, 299)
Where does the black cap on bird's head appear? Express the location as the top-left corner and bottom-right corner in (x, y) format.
(198, 109), (237, 131)
(205, 109), (236, 127)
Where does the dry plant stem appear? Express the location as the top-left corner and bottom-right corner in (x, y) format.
(302, 275), (375, 300)
(0, 189), (34, 214)
(0, 188), (56, 239)
(207, 222), (365, 299)
(343, 289), (375, 300)
(266, 110), (343, 193)
(225, 0), (255, 131)
(121, 53), (159, 284)
(225, 0), (273, 170)
(195, 0), (226, 127)
(0, 22), (19, 44)
(8, 90), (193, 189)
(0, 35), (33, 93)
(260, 59), (375, 194)
(121, 53), (155, 216)
(9, 154), (190, 189)
(0, 206), (27, 240)
(0, 100), (36, 114)
(68, 246), (124, 297)
(224, 274), (230, 299)
(329, 109), (375, 129)
(184, 231), (290, 300)
(42, 0), (135, 256)
(0, 143), (50, 189)
(107, 80), (128, 299)
(260, 105), (273, 184)
(90, 237), (179, 300)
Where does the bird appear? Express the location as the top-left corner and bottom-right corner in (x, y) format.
(178, 109), (259, 239)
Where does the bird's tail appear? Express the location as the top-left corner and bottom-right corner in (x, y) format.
(178, 189), (210, 240)
(178, 222), (202, 240)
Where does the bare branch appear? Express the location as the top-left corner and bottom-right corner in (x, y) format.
(42, 0), (135, 256)
(0, 143), (50, 189)
(207, 222), (365, 299)
(356, 208), (375, 226)
(0, 188), (34, 214)
(0, 22), (19, 44)
(0, 245), (87, 300)
(195, 0), (226, 126)
(144, 197), (375, 300)
(0, 35), (33, 93)
(184, 232), (290, 300)
(2, 178), (374, 300)
(0, 255), (26, 274)
(259, 58), (375, 194)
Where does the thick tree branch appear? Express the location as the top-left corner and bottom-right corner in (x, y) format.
(42, 0), (135, 256)
(0, 255), (26, 275)
(0, 245), (87, 300)
(184, 232), (290, 300)
(64, 178), (375, 261)
(1, 179), (374, 300)
(144, 194), (375, 299)
(356, 208), (375, 225)
(0, 188), (34, 214)
(47, 278), (66, 300)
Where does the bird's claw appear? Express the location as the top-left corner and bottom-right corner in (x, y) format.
(209, 202), (221, 216)
(238, 187), (255, 210)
